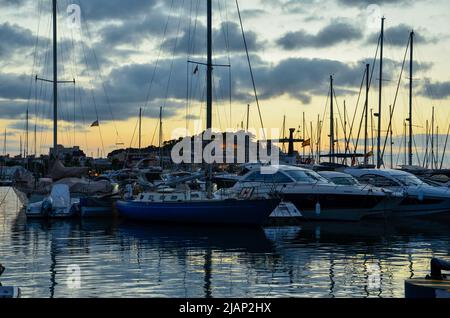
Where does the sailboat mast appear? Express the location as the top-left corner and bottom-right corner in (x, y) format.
(329, 75), (334, 163)
(364, 64), (369, 165)
(3, 129), (6, 157)
(431, 107), (435, 169)
(53, 0), (58, 158)
(408, 31), (414, 166)
(389, 105), (393, 169)
(26, 108), (29, 158)
(303, 112), (306, 158)
(377, 17), (385, 168)
(138, 107), (142, 150)
(159, 106), (163, 168)
(206, 0), (212, 130)
(246, 104), (250, 131)
(206, 0), (213, 197)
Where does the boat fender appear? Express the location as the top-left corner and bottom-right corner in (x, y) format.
(315, 202), (321, 216)
(418, 190), (424, 201)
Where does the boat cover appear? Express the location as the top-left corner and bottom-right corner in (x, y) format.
(50, 184), (71, 209)
(47, 160), (89, 181)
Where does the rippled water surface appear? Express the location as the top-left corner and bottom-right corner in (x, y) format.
(1, 187), (450, 298)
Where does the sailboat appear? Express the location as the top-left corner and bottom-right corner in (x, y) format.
(12, 0), (118, 218)
(116, 0), (280, 226)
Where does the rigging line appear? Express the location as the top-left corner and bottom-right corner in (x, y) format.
(381, 36), (411, 160)
(344, 35), (380, 156)
(79, 35), (105, 154)
(332, 88), (348, 153)
(187, 0), (201, 129)
(224, 0), (232, 127)
(185, 0), (194, 132)
(344, 67), (367, 156)
(440, 124), (450, 169)
(77, 86), (89, 153)
(75, 0), (121, 142)
(142, 0), (176, 112)
(217, 0), (232, 128)
(162, 0), (185, 116)
(235, 0), (265, 139)
(413, 136), (422, 167)
(26, 0), (43, 127)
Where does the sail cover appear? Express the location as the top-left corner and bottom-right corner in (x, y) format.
(47, 160), (89, 181)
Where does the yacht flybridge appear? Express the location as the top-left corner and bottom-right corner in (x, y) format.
(220, 165), (403, 221)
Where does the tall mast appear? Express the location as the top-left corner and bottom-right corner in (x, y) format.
(343, 100), (347, 165)
(431, 107), (435, 169)
(246, 104), (250, 131)
(390, 105), (393, 169)
(138, 107), (142, 150)
(159, 106), (163, 168)
(408, 31), (414, 166)
(377, 17), (385, 168)
(329, 75), (334, 163)
(364, 64), (369, 165)
(3, 129), (6, 157)
(302, 112), (306, 158)
(206, 0), (212, 130)
(52, 0), (58, 157)
(206, 0), (213, 197)
(26, 108), (29, 158)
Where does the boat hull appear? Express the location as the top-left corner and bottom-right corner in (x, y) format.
(116, 199), (279, 225)
(283, 193), (401, 221)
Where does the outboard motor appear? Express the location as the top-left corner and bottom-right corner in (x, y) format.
(41, 197), (53, 217)
(428, 258), (450, 280)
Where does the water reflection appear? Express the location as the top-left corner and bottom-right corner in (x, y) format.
(1, 187), (450, 298)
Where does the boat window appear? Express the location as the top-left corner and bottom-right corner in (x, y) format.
(148, 195), (154, 201)
(392, 175), (424, 186)
(171, 196), (178, 200)
(191, 193), (199, 198)
(330, 177), (359, 186)
(359, 175), (400, 187)
(286, 170), (327, 183)
(140, 195), (144, 200)
(264, 172), (293, 183)
(160, 195), (166, 201)
(244, 172), (266, 182)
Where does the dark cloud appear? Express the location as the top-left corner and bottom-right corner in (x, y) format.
(277, 22), (363, 50)
(420, 81), (450, 100)
(0, 0), (27, 6)
(162, 21), (265, 55)
(368, 24), (436, 47)
(0, 23), (35, 58)
(0, 73), (31, 100)
(77, 0), (159, 21)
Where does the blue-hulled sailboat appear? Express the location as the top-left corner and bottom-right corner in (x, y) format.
(116, 0), (279, 226)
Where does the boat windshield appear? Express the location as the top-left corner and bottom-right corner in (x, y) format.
(392, 175), (424, 186)
(286, 170), (328, 183)
(330, 177), (359, 186)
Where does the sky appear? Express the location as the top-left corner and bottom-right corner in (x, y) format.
(0, 0), (450, 166)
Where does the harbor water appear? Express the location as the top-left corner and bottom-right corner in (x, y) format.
(1, 187), (450, 298)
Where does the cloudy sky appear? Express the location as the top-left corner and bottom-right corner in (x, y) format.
(1, 0), (449, 165)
